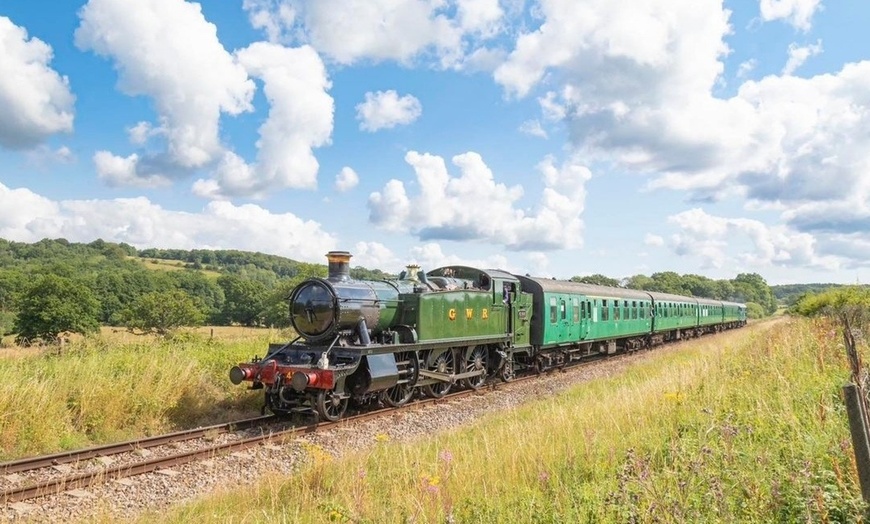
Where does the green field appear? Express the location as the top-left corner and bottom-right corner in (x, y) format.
(131, 256), (222, 278)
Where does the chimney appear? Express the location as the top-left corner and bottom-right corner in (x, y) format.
(326, 251), (352, 281)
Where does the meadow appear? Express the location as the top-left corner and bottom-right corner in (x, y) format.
(0, 327), (274, 458)
(137, 317), (864, 523)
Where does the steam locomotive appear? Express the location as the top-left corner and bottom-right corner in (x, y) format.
(230, 251), (746, 421)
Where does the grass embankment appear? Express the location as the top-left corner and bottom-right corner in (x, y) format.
(155, 318), (864, 523)
(0, 329), (278, 459)
(129, 256), (222, 278)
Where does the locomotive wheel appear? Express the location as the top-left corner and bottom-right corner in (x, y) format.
(499, 354), (516, 382)
(381, 351), (420, 407)
(460, 345), (488, 390)
(423, 350), (455, 399)
(315, 390), (348, 422)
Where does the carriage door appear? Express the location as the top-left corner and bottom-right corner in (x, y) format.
(577, 297), (589, 341)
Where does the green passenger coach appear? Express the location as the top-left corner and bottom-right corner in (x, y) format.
(516, 276), (654, 358)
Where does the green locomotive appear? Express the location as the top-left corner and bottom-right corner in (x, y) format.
(230, 251), (746, 421)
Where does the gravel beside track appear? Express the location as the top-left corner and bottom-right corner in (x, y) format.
(0, 348), (665, 523)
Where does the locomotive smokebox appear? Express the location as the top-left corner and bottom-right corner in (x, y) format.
(326, 251), (352, 282)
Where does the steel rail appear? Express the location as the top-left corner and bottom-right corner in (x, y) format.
(0, 415), (276, 476)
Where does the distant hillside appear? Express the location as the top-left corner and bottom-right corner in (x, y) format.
(770, 283), (850, 306)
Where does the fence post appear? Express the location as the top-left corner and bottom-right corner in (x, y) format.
(844, 382), (870, 504)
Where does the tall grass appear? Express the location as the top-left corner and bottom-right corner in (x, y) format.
(152, 318), (865, 523)
(0, 330), (281, 459)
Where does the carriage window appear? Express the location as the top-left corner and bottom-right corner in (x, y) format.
(640, 302), (646, 319)
(561, 300), (567, 320)
(549, 297), (557, 323)
(632, 301), (638, 319)
(614, 303), (620, 320)
(573, 298), (580, 322)
(602, 300), (609, 321)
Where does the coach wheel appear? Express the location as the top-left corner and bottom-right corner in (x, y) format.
(381, 351), (420, 407)
(315, 390), (348, 422)
(423, 350), (455, 399)
(461, 345), (488, 390)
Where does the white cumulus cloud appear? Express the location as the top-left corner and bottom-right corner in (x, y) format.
(192, 43), (334, 199)
(519, 120), (548, 138)
(239, 0), (512, 68)
(76, 0), (255, 173)
(0, 17), (74, 149)
(335, 167), (359, 192)
(368, 151), (591, 251)
(644, 234), (665, 247)
(352, 241), (400, 272)
(759, 0), (822, 31)
(356, 90), (423, 132)
(666, 208), (840, 271)
(93, 151), (170, 188)
(782, 40), (823, 76)
(456, 0), (504, 37)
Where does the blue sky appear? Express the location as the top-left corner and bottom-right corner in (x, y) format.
(1, 0), (868, 285)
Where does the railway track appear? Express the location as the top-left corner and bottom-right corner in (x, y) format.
(0, 415), (277, 476)
(0, 352), (616, 505)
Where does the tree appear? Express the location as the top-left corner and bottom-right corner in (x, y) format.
(0, 269), (26, 311)
(14, 275), (100, 343)
(571, 274), (620, 287)
(682, 274), (719, 299)
(648, 271), (690, 295)
(745, 302), (766, 319)
(217, 275), (267, 326)
(169, 271), (225, 323)
(732, 273), (777, 314)
(118, 290), (205, 335)
(624, 274), (654, 290)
